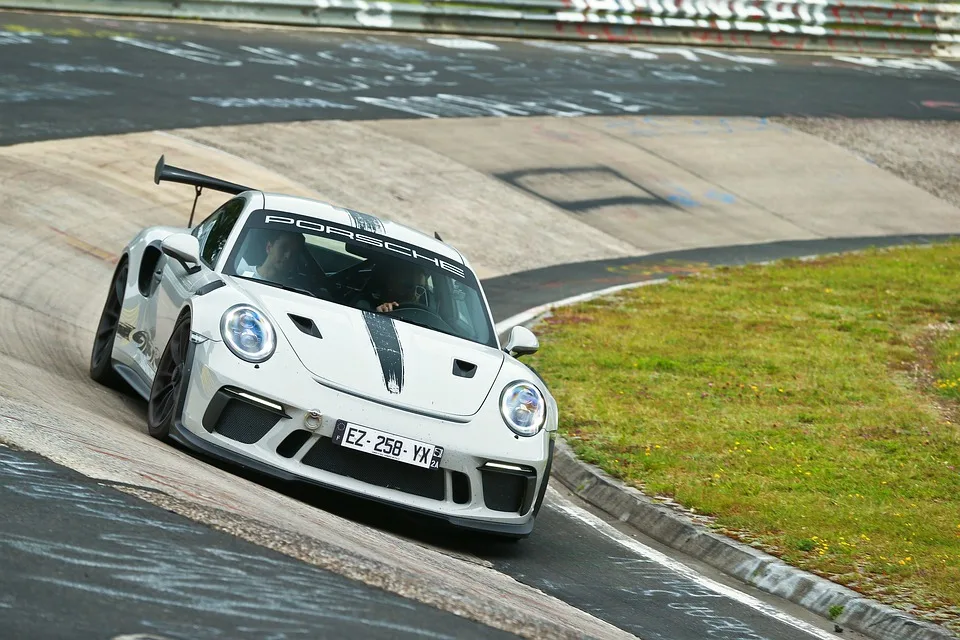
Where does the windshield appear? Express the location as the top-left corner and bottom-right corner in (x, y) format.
(223, 209), (497, 348)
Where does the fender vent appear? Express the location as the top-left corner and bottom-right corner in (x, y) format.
(289, 314), (322, 338)
(196, 279), (225, 296)
(452, 359), (477, 379)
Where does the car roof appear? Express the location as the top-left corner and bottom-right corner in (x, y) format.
(260, 192), (465, 265)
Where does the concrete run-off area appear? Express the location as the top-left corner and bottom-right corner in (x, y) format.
(1, 114), (958, 280)
(131, 114), (960, 278)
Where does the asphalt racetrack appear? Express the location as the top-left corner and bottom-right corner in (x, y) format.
(1, 10), (960, 147)
(1, 8), (959, 640)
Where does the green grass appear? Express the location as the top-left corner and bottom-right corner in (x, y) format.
(934, 333), (960, 400)
(528, 242), (960, 629)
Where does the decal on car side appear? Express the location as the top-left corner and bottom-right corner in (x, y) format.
(131, 329), (162, 369)
(361, 311), (404, 394)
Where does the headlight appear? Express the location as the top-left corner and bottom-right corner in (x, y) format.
(220, 304), (276, 363)
(499, 381), (546, 437)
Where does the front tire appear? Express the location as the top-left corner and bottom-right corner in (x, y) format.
(90, 260), (128, 389)
(147, 313), (192, 441)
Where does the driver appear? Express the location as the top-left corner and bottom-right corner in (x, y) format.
(375, 260), (428, 313)
(236, 229), (306, 283)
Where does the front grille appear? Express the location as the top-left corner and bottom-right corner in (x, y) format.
(302, 437), (445, 501)
(481, 469), (529, 513)
(214, 399), (280, 444)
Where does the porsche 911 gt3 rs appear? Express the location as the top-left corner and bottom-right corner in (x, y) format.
(90, 156), (557, 538)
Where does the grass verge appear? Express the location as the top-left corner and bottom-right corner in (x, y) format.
(527, 241), (960, 631)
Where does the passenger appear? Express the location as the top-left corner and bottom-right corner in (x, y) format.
(236, 229), (306, 282)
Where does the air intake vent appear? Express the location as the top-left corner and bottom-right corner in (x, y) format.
(214, 399), (280, 444)
(480, 464), (538, 514)
(276, 429), (312, 458)
(302, 438), (445, 500)
(289, 314), (322, 338)
(452, 359), (477, 378)
(451, 471), (471, 504)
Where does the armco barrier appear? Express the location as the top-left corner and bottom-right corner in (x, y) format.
(3, 0), (959, 57)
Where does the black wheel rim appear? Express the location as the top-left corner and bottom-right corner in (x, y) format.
(148, 321), (189, 429)
(91, 264), (126, 370)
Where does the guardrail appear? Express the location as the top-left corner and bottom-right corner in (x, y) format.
(3, 0), (959, 56)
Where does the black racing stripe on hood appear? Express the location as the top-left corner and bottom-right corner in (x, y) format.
(361, 311), (404, 394)
(347, 209), (385, 234)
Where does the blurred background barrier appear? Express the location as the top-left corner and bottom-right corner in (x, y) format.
(2, 0), (959, 57)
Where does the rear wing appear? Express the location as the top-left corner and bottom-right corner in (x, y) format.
(154, 155), (254, 226)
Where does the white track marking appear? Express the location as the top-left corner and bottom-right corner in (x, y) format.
(425, 38), (500, 50)
(495, 278), (668, 334)
(546, 487), (838, 640)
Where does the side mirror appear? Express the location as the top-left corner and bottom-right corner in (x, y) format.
(161, 233), (202, 274)
(503, 325), (539, 357)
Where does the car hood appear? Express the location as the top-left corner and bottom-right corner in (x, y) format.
(229, 278), (505, 417)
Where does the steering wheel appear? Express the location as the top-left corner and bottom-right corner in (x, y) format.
(390, 303), (455, 331)
(294, 251), (328, 284)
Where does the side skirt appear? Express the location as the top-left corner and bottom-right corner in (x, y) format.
(113, 362), (152, 401)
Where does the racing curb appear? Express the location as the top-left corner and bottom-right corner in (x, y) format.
(550, 438), (958, 640)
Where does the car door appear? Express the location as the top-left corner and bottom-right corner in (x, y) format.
(151, 198), (245, 375)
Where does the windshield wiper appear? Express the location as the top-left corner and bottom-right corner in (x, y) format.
(233, 275), (320, 299)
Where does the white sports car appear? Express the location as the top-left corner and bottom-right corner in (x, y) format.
(90, 156), (557, 538)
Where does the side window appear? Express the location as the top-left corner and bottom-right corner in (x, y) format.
(196, 198), (244, 268)
(191, 211), (220, 255)
(452, 281), (470, 323)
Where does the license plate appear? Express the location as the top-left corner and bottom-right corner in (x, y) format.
(332, 419), (443, 469)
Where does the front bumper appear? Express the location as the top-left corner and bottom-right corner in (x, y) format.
(176, 337), (552, 536)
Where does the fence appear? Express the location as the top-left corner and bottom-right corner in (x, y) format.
(2, 0), (959, 56)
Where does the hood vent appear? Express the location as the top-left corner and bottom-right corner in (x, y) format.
(289, 314), (322, 339)
(452, 359), (477, 379)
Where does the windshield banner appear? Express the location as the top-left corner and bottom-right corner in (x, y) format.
(247, 209), (471, 283)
